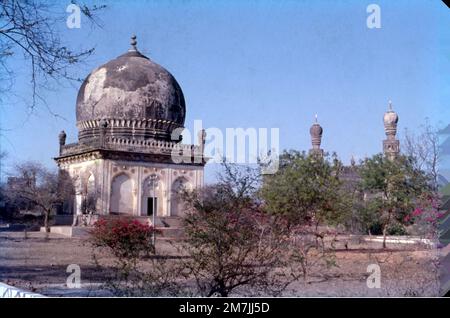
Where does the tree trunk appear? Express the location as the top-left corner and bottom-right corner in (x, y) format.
(314, 221), (320, 249)
(382, 209), (392, 249)
(382, 225), (387, 249)
(44, 211), (50, 233)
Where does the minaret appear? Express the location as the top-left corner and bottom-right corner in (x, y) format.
(383, 100), (400, 160)
(309, 114), (324, 156)
(58, 130), (66, 155)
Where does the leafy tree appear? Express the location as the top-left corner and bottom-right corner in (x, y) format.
(260, 151), (343, 232)
(359, 154), (431, 248)
(336, 164), (367, 234)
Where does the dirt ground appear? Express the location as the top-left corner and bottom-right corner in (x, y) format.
(0, 231), (442, 297)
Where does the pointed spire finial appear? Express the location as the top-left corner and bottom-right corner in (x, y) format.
(388, 100), (393, 111)
(130, 34), (137, 51)
(315, 114), (318, 123)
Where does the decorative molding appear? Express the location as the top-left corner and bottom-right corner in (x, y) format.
(77, 118), (182, 130)
(55, 148), (206, 167)
(77, 118), (184, 143)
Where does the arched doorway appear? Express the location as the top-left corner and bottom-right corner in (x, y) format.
(170, 177), (191, 217)
(82, 173), (96, 213)
(73, 175), (82, 215)
(141, 175), (163, 216)
(110, 173), (134, 214)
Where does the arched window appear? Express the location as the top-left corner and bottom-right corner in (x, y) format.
(110, 173), (134, 214)
(141, 175), (163, 216)
(170, 177), (191, 216)
(83, 173), (96, 213)
(87, 173), (95, 194)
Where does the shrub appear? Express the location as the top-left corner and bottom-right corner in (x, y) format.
(406, 193), (441, 238)
(90, 217), (158, 260)
(368, 221), (383, 235)
(89, 217), (185, 297)
(386, 223), (407, 236)
(369, 221), (407, 236)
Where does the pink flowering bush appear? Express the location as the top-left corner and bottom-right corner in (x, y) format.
(406, 193), (442, 239)
(90, 217), (159, 259)
(89, 218), (186, 297)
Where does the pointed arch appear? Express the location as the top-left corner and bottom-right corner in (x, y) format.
(110, 173), (134, 214)
(170, 177), (192, 216)
(83, 172), (96, 213)
(141, 175), (165, 216)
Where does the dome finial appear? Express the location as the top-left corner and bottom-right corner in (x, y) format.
(129, 34), (137, 52)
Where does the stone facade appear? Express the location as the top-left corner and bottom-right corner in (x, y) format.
(54, 36), (206, 224)
(383, 101), (400, 160)
(56, 157), (203, 218)
(309, 115), (324, 156)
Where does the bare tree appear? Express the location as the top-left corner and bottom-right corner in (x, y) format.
(5, 161), (73, 232)
(403, 119), (440, 189)
(0, 0), (105, 111)
(0, 150), (6, 181)
(179, 163), (294, 297)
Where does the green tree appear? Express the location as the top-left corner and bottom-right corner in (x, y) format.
(359, 154), (431, 248)
(260, 151), (343, 232)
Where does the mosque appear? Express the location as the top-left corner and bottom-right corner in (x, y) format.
(308, 101), (399, 160)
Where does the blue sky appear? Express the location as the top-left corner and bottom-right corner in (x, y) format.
(0, 0), (449, 183)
